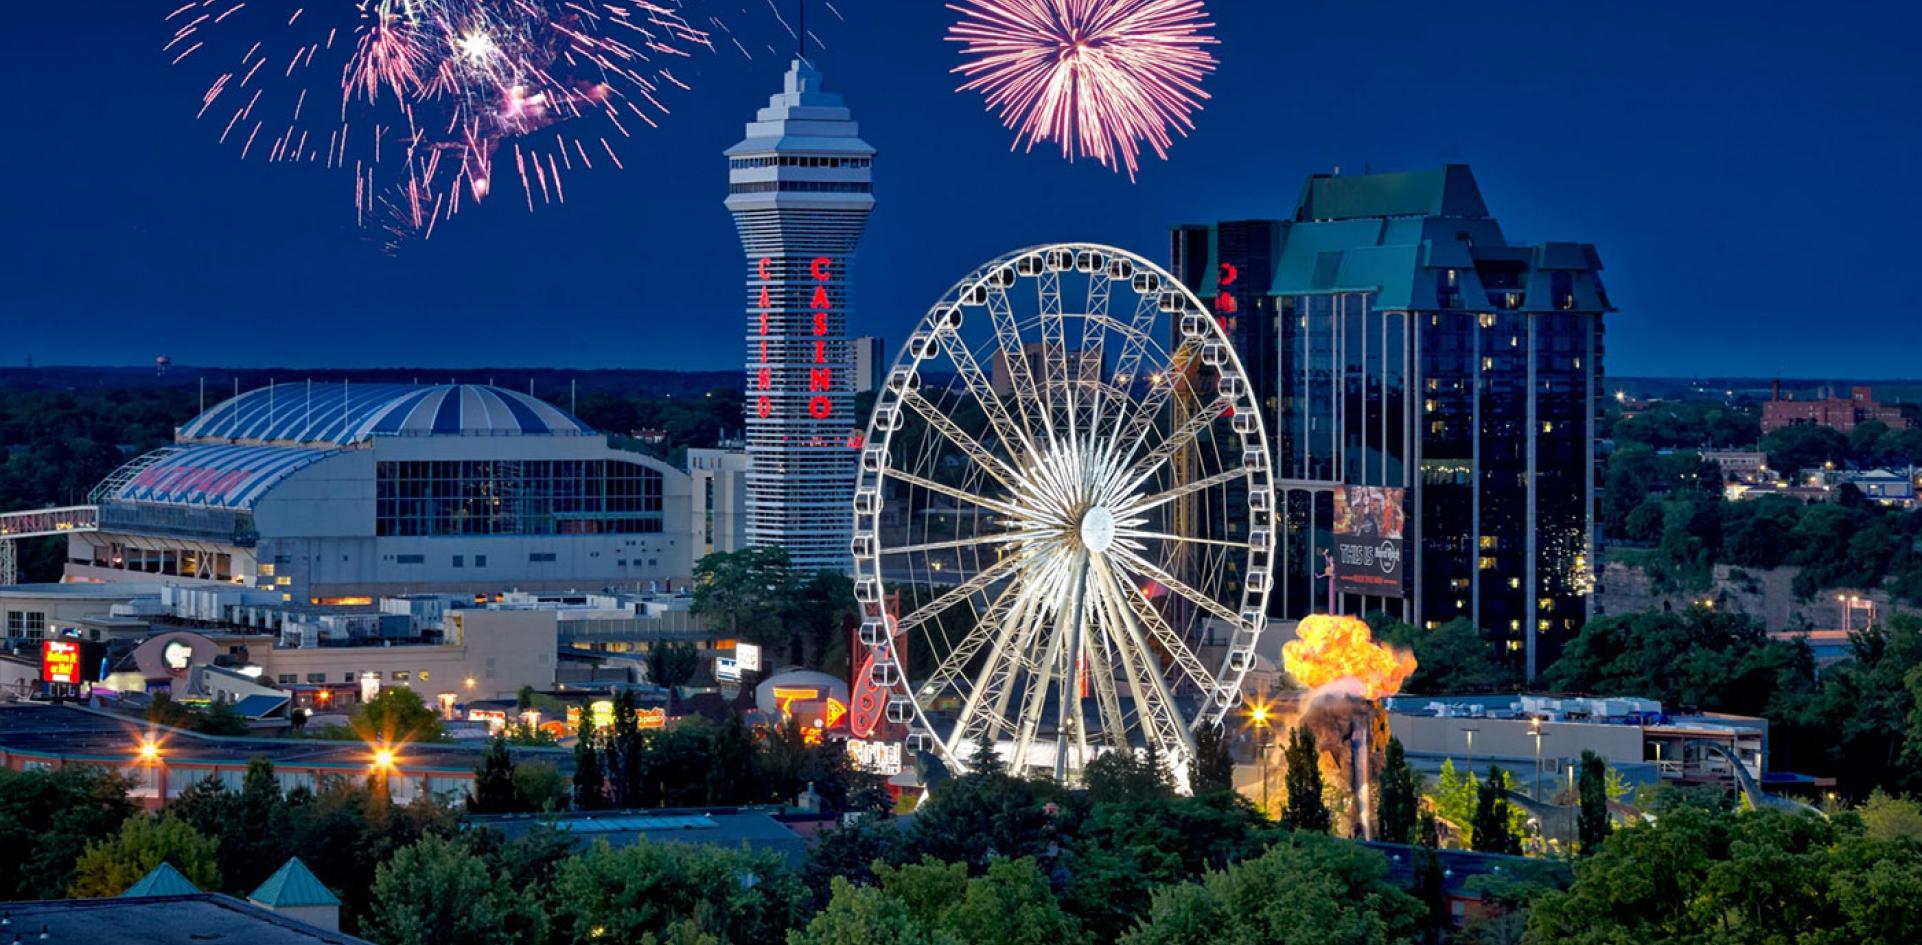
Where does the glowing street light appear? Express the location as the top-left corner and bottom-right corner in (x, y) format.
(1248, 701), (1274, 818)
(137, 738), (162, 763)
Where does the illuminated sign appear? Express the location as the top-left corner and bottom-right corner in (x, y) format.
(771, 686), (824, 718)
(1332, 486), (1407, 598)
(847, 739), (904, 775)
(637, 707), (666, 729)
(162, 640), (194, 675)
(716, 657), (741, 682)
(41, 641), (81, 684)
(751, 255), (842, 429)
(735, 643), (762, 673)
(822, 697), (848, 729)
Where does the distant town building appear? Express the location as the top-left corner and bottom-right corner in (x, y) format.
(989, 342), (1103, 397)
(1173, 165), (1612, 679)
(1761, 384), (1909, 434)
(852, 336), (886, 394)
(726, 58), (875, 574)
(1700, 449), (1770, 482)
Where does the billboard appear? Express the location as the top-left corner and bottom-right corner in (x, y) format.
(1332, 486), (1406, 598)
(41, 640), (106, 685)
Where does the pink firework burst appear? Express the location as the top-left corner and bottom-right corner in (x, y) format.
(947, 0), (1219, 180)
(165, 0), (719, 244)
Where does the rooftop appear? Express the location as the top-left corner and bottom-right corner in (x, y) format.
(249, 859), (338, 909)
(176, 383), (592, 447)
(0, 704), (571, 775)
(0, 894), (372, 944)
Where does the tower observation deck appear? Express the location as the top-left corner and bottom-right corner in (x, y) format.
(725, 59), (875, 573)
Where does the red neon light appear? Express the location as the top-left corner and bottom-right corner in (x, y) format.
(1219, 262), (1238, 286)
(809, 397), (833, 419)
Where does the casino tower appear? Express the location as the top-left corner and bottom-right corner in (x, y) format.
(725, 58), (875, 573)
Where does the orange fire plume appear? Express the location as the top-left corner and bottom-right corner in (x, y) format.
(1281, 615), (1418, 700)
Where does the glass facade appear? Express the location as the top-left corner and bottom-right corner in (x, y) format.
(1171, 166), (1608, 678)
(375, 459), (664, 537)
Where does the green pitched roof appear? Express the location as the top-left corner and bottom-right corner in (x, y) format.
(1293, 164), (1489, 222)
(121, 862), (201, 898)
(249, 858), (340, 908)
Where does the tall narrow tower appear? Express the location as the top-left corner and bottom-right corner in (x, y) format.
(726, 59), (875, 573)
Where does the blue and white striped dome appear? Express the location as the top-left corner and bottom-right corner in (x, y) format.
(178, 383), (592, 446)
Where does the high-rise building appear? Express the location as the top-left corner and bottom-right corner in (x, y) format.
(852, 336), (886, 394)
(725, 59), (876, 573)
(1173, 165), (1611, 680)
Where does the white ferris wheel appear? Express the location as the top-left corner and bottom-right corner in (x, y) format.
(852, 243), (1274, 784)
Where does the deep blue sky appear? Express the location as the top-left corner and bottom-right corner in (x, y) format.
(3, 1), (1917, 377)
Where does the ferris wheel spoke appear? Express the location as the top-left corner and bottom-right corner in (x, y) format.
(1091, 554), (1196, 762)
(880, 532), (1034, 558)
(933, 328), (1037, 462)
(1117, 466), (1248, 517)
(1107, 395), (1232, 503)
(1110, 548), (1245, 629)
(917, 580), (1022, 705)
(985, 283), (1052, 446)
(894, 549), (1029, 635)
(1118, 531), (1254, 552)
(881, 466), (1023, 520)
(1035, 266), (1073, 449)
(1108, 287), (1164, 398)
(1109, 564), (1225, 697)
(899, 389), (1023, 489)
(1053, 553), (1094, 780)
(1081, 613), (1131, 751)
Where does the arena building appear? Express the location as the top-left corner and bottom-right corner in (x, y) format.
(65, 383), (696, 603)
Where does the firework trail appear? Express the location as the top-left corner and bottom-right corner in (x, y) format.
(166, 0), (719, 242)
(947, 0), (1219, 180)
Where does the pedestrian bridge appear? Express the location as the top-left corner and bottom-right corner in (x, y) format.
(0, 506), (99, 584)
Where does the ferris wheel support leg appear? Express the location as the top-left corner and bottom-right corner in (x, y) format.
(1093, 555), (1197, 770)
(1053, 553), (1093, 782)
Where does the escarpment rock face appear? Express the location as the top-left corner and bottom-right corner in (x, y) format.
(1596, 560), (1889, 633)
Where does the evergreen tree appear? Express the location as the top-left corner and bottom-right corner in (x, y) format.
(1411, 811), (1449, 940)
(571, 714), (606, 811)
(1281, 727), (1331, 833)
(969, 728), (1005, 777)
(1471, 765), (1522, 854)
(1187, 721), (1236, 795)
(468, 737), (519, 813)
(1577, 750), (1613, 854)
(1376, 736), (1419, 844)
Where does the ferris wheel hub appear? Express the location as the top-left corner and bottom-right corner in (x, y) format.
(1078, 506), (1117, 554)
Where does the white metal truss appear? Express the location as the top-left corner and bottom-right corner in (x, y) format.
(853, 244), (1273, 787)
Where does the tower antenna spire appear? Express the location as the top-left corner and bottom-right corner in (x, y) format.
(797, 0), (806, 61)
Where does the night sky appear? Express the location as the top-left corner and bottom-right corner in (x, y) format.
(3, 1), (1917, 378)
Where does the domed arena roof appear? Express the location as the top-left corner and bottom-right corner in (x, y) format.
(177, 383), (592, 446)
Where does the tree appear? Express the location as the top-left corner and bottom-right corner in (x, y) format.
(691, 546), (802, 647)
(1064, 793), (1274, 943)
(1859, 790), (1922, 843)
(571, 713), (606, 811)
(1376, 737), (1419, 845)
(967, 728), (1004, 777)
(1762, 423), (1849, 476)
(69, 814), (221, 898)
(1527, 806), (1922, 945)
(365, 834), (541, 945)
(873, 857), (1084, 945)
(1121, 833), (1424, 945)
(1410, 812), (1448, 938)
(1576, 751), (1612, 854)
(1470, 766), (1522, 855)
(648, 641), (702, 688)
(790, 877), (958, 945)
(513, 762), (568, 813)
(1082, 747), (1173, 805)
(901, 772), (1065, 870)
(1372, 617), (1522, 694)
(1187, 722), (1236, 795)
(1281, 726), (1331, 833)
(346, 688), (444, 745)
(0, 766), (137, 899)
(469, 736), (520, 814)
(547, 840), (809, 945)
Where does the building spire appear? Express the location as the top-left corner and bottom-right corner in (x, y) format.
(796, 0), (806, 61)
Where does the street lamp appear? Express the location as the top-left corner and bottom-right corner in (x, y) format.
(1529, 719), (1544, 801)
(137, 737), (161, 763)
(1250, 703), (1273, 818)
(1462, 726), (1480, 770)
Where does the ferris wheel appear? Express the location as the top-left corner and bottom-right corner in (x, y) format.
(851, 243), (1274, 784)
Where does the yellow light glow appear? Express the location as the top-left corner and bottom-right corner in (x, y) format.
(1249, 704), (1270, 725)
(138, 739), (161, 762)
(372, 747), (396, 769)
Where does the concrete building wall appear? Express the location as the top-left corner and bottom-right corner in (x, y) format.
(252, 609), (557, 702)
(1387, 712), (1645, 771)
